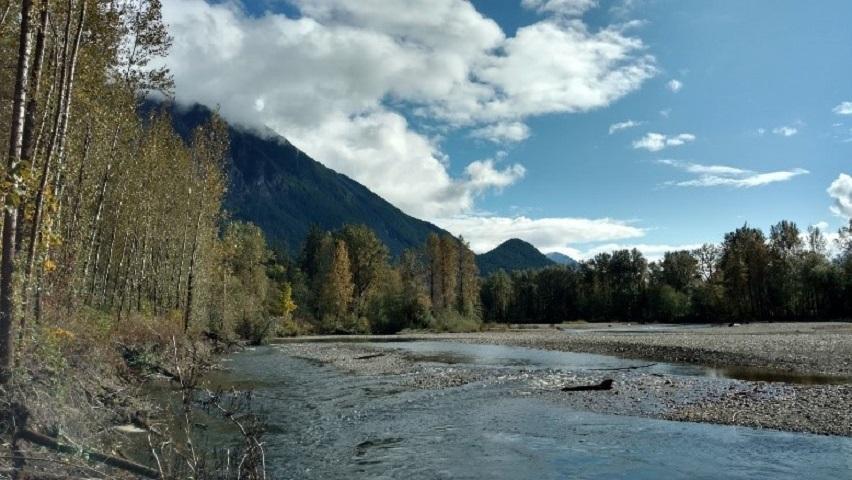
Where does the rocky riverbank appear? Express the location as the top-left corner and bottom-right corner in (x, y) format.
(275, 324), (852, 437)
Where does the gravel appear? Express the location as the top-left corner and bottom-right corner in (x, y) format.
(274, 323), (852, 437)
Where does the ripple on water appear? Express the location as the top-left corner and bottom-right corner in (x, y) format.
(210, 346), (852, 480)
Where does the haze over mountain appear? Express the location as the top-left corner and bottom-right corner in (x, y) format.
(476, 239), (555, 276)
(545, 252), (579, 268)
(162, 103), (446, 256)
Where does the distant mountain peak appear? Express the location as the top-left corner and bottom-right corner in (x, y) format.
(476, 238), (555, 276)
(546, 251), (579, 267)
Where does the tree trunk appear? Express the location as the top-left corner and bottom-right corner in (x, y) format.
(0, 0), (35, 384)
(174, 220), (188, 309)
(183, 210), (203, 332)
(27, 0), (86, 289)
(81, 125), (120, 283)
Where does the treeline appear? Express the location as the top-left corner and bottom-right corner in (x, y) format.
(481, 220), (852, 323)
(0, 0), (280, 382)
(0, 1), (282, 477)
(275, 227), (481, 334)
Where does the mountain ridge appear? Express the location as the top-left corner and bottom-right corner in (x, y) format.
(545, 251), (579, 267)
(475, 238), (555, 276)
(155, 102), (447, 256)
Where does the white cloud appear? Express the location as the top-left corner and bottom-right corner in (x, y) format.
(772, 126), (798, 137)
(659, 159), (808, 188)
(609, 119), (642, 134)
(470, 122), (531, 143)
(463, 160), (526, 191)
(566, 242), (704, 261)
(161, 0), (656, 218)
(435, 215), (645, 254)
(521, 0), (597, 16)
(828, 173), (852, 218)
(290, 111), (523, 216)
(666, 79), (682, 92)
(467, 20), (656, 123)
(657, 159), (747, 176)
(632, 132), (695, 151)
(832, 101), (852, 115)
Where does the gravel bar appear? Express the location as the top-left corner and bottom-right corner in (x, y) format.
(273, 323), (852, 437)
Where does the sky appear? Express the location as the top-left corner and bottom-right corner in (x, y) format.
(160, 0), (852, 259)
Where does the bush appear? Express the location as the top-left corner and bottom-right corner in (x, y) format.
(277, 316), (316, 337)
(429, 309), (481, 333)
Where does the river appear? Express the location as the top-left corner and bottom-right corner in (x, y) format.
(205, 342), (852, 479)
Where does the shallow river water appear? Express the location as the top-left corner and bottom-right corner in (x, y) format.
(211, 345), (852, 479)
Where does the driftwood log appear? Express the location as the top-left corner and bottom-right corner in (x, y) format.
(14, 428), (161, 478)
(561, 378), (614, 392)
(9, 403), (161, 479)
(354, 353), (385, 360)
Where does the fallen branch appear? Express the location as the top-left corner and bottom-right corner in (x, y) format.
(561, 379), (614, 392)
(15, 429), (160, 479)
(354, 353), (385, 360)
(588, 363), (657, 372)
(0, 466), (93, 479)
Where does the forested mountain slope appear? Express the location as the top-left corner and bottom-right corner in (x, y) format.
(476, 238), (556, 275)
(157, 102), (447, 256)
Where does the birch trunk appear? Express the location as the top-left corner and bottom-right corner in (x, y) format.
(0, 0), (35, 384)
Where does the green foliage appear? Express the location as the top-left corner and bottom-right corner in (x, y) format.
(215, 221), (277, 344)
(429, 308), (482, 333)
(289, 225), (479, 334)
(480, 220), (852, 324)
(481, 270), (513, 323)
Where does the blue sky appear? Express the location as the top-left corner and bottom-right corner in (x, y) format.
(162, 0), (852, 258)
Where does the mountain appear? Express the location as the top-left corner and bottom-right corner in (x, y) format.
(157, 102), (446, 256)
(476, 239), (555, 276)
(545, 252), (579, 267)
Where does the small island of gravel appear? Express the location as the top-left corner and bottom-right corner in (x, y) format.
(273, 322), (852, 436)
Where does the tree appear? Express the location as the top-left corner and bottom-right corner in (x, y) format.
(767, 220), (803, 318)
(456, 237), (479, 319)
(0, 0), (35, 384)
(335, 224), (389, 318)
(317, 239), (354, 332)
(222, 222), (273, 342)
(398, 248), (431, 328)
(481, 270), (512, 322)
(660, 250), (699, 292)
(426, 234), (443, 309)
(720, 225), (769, 319)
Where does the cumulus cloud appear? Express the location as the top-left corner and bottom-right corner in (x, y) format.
(161, 0), (656, 218)
(609, 119), (642, 134)
(464, 160), (527, 191)
(434, 215), (645, 254)
(470, 122), (531, 143)
(666, 79), (682, 92)
(658, 159), (808, 188)
(772, 126), (798, 137)
(832, 102), (852, 115)
(632, 132), (695, 151)
(828, 173), (852, 218)
(521, 0), (598, 16)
